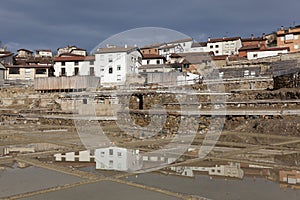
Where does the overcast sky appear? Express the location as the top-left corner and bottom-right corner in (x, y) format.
(1, 0), (300, 53)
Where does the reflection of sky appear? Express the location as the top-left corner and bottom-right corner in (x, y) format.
(126, 173), (300, 200)
(0, 165), (82, 198)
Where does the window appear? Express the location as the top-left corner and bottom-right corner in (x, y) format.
(89, 67), (95, 76)
(90, 61), (94, 65)
(100, 151), (105, 157)
(285, 34), (293, 40)
(156, 59), (160, 64)
(74, 67), (79, 75)
(109, 149), (113, 155)
(117, 65), (121, 70)
(61, 61), (65, 66)
(117, 152), (122, 157)
(215, 45), (219, 48)
(109, 160), (113, 168)
(36, 69), (47, 74)
(215, 50), (219, 54)
(253, 54), (258, 58)
(225, 44), (229, 48)
(109, 67), (113, 74)
(294, 44), (299, 49)
(74, 61), (79, 66)
(9, 68), (20, 74)
(230, 43), (235, 46)
(108, 58), (113, 62)
(25, 69), (31, 74)
(147, 60), (150, 64)
(210, 45), (213, 49)
(117, 75), (121, 81)
(61, 68), (66, 76)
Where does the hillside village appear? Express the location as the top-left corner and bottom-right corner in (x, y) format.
(1, 25), (300, 90)
(2, 25), (300, 198)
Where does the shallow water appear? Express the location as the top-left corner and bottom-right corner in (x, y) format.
(125, 172), (300, 200)
(0, 164), (82, 198)
(21, 180), (180, 200)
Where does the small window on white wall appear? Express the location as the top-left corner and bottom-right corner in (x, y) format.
(117, 75), (121, 81)
(25, 69), (31, 74)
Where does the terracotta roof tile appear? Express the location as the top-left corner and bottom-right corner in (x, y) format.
(54, 55), (95, 62)
(208, 37), (241, 43)
(96, 46), (138, 54)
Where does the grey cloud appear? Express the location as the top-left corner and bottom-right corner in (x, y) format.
(1, 0), (300, 53)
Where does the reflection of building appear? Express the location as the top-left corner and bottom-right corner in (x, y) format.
(54, 150), (94, 162)
(95, 147), (141, 171)
(171, 162), (244, 179)
(54, 147), (178, 172)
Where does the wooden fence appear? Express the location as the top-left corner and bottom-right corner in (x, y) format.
(34, 76), (101, 91)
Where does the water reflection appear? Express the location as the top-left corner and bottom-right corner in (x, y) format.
(55, 146), (178, 172)
(54, 147), (300, 190)
(169, 162), (244, 179)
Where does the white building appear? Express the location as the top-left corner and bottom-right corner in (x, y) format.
(207, 37), (242, 56)
(188, 42), (209, 53)
(95, 147), (141, 171)
(247, 47), (289, 60)
(142, 54), (166, 65)
(57, 46), (87, 56)
(158, 38), (194, 60)
(35, 50), (53, 58)
(53, 55), (95, 77)
(94, 46), (142, 86)
(54, 150), (94, 162)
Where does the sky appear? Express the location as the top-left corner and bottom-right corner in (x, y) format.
(1, 0), (300, 53)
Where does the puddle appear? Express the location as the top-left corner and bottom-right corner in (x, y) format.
(20, 180), (180, 200)
(124, 171), (300, 200)
(0, 162), (82, 198)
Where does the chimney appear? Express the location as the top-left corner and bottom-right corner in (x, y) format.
(251, 34), (254, 40)
(280, 26), (284, 31)
(262, 33), (266, 39)
(208, 37), (211, 42)
(125, 44), (127, 48)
